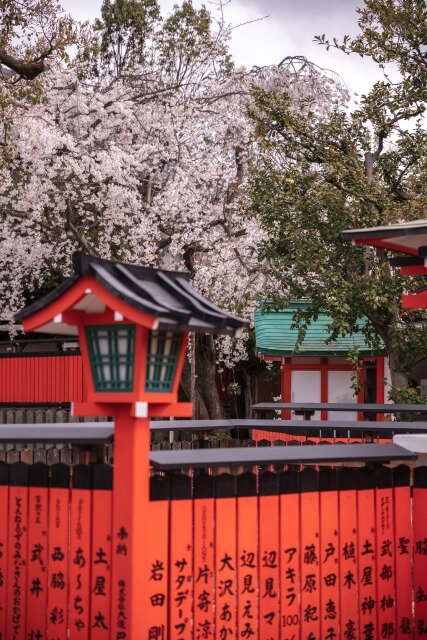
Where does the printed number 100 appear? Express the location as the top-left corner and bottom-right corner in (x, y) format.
(283, 614), (299, 627)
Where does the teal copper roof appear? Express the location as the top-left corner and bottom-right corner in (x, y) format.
(254, 302), (385, 357)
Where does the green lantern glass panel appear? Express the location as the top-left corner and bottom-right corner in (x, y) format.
(145, 330), (182, 392)
(85, 324), (135, 392)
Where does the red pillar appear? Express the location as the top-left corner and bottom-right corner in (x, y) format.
(110, 406), (166, 638)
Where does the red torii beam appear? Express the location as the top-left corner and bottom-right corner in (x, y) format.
(342, 219), (427, 309)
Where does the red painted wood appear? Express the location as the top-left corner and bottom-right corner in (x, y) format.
(357, 469), (377, 639)
(0, 472), (8, 638)
(0, 355), (84, 403)
(69, 482), (92, 638)
(393, 467), (413, 639)
(299, 469), (321, 639)
(47, 482), (71, 639)
(279, 479), (300, 640)
(90, 483), (112, 640)
(319, 471), (340, 640)
(282, 358), (292, 421)
(376, 357), (385, 407)
(193, 494), (215, 640)
(259, 488), (280, 638)
(236, 490), (258, 639)
(413, 468), (427, 638)
(26, 483), (49, 638)
(215, 480), (237, 640)
(168, 482), (193, 640)
(375, 469), (397, 640)
(338, 469), (359, 639)
(7, 480), (29, 639)
(320, 358), (328, 421)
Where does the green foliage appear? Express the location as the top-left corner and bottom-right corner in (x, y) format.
(156, 1), (232, 84)
(249, 4), (427, 389)
(388, 384), (426, 404)
(80, 0), (232, 83)
(93, 0), (161, 76)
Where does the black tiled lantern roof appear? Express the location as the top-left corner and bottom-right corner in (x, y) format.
(15, 252), (249, 336)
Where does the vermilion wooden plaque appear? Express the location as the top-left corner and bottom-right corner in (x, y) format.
(279, 469), (301, 640)
(338, 468), (359, 639)
(90, 464), (113, 640)
(236, 472), (258, 640)
(26, 463), (49, 639)
(69, 465), (92, 639)
(168, 474), (193, 640)
(193, 474), (215, 640)
(299, 468), (321, 640)
(47, 463), (71, 640)
(259, 471), (280, 639)
(214, 474), (237, 640)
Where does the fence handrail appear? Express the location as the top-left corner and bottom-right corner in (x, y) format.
(0, 422), (113, 442)
(150, 418), (427, 435)
(150, 442), (417, 470)
(2, 418), (427, 443)
(251, 402), (427, 413)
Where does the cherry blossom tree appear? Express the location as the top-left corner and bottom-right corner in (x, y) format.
(0, 0), (347, 416)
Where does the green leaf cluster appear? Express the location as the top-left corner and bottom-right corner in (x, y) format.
(249, 3), (427, 391)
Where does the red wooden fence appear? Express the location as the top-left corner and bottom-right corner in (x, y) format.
(1, 459), (426, 639)
(0, 354), (84, 403)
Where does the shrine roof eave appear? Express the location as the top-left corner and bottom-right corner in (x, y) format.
(15, 252), (249, 337)
(341, 219), (427, 257)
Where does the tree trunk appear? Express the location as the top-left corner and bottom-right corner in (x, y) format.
(242, 369), (253, 418)
(180, 358), (209, 419)
(180, 334), (224, 419)
(195, 334), (225, 419)
(385, 343), (409, 397)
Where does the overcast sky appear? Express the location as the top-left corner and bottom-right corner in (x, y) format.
(61, 0), (382, 99)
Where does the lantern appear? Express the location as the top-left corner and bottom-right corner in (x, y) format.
(14, 250), (248, 637)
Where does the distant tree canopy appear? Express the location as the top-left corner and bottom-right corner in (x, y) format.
(249, 0), (427, 397)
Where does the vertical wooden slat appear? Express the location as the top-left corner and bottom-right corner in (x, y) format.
(279, 469), (301, 640)
(319, 468), (340, 639)
(338, 468), (359, 639)
(215, 473), (237, 640)
(16, 357), (22, 403)
(47, 463), (70, 640)
(6, 462), (29, 640)
(236, 472), (258, 639)
(168, 474), (193, 640)
(26, 463), (49, 639)
(47, 356), (53, 403)
(144, 474), (169, 640)
(35, 356), (41, 403)
(90, 464), (113, 640)
(357, 466), (377, 639)
(300, 468), (321, 639)
(0, 462), (9, 637)
(28, 357), (35, 403)
(51, 356), (57, 403)
(69, 465), (92, 639)
(393, 465), (413, 639)
(193, 474), (215, 640)
(413, 466), (427, 638)
(375, 466), (396, 640)
(0, 354), (85, 403)
(3, 358), (9, 400)
(259, 470), (280, 639)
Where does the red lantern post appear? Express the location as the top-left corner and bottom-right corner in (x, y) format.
(15, 252), (247, 638)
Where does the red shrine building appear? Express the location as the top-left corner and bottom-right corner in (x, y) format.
(254, 302), (389, 421)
